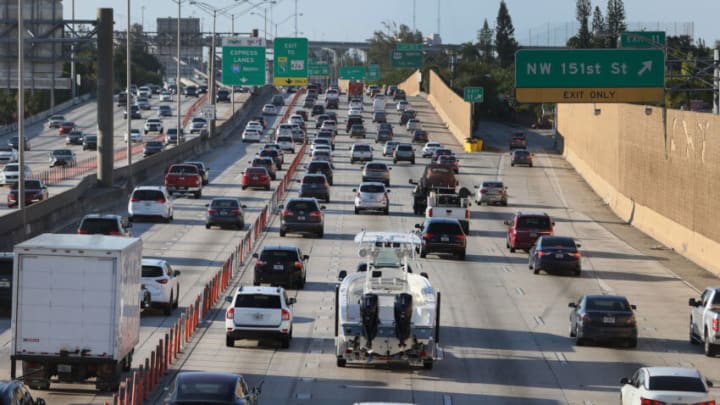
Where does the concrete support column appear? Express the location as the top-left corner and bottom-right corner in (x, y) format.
(96, 8), (114, 187)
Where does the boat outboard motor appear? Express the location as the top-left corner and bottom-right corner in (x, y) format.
(394, 293), (413, 347)
(360, 293), (379, 348)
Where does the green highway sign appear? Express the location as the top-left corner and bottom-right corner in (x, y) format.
(396, 43), (423, 50)
(463, 87), (484, 103)
(222, 46), (266, 86)
(340, 66), (366, 80)
(391, 49), (423, 68)
(367, 64), (380, 81)
(273, 37), (308, 86)
(515, 49), (665, 103)
(619, 31), (666, 48)
(308, 63), (330, 77)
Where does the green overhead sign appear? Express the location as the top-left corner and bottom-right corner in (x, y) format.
(463, 87), (484, 103)
(273, 37), (308, 86)
(396, 43), (423, 50)
(222, 46), (266, 86)
(514, 49), (665, 103)
(619, 31), (666, 48)
(340, 66), (366, 80)
(308, 63), (330, 77)
(367, 64), (380, 81)
(391, 49), (423, 68)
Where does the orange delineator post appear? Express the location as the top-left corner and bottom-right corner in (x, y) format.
(144, 358), (150, 400)
(131, 371), (139, 405)
(150, 351), (156, 387)
(123, 377), (131, 405)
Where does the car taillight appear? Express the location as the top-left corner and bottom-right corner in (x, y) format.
(294, 261), (303, 269)
(77, 229), (88, 234)
(569, 252), (582, 258)
(231, 209), (242, 214)
(157, 279), (169, 284)
(422, 232), (434, 239)
(281, 309), (291, 321)
(465, 210), (470, 219)
(156, 198), (166, 203)
(207, 209), (216, 214)
(226, 307), (234, 319)
(697, 401), (715, 405)
(581, 315), (591, 322)
(130, 197), (140, 202)
(282, 210), (290, 216)
(309, 211), (322, 217)
(255, 260), (265, 266)
(427, 208), (433, 216)
(480, 188), (487, 193)
(713, 319), (719, 332)
(537, 251), (547, 257)
(625, 315), (636, 325)
(640, 398), (666, 405)
(456, 234), (465, 240)
(109, 231), (122, 236)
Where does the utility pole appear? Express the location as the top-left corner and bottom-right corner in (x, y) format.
(294, 0), (298, 37)
(714, 48), (719, 115)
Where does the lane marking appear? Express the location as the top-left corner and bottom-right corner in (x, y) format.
(534, 315), (545, 326)
(443, 394), (453, 405)
(555, 351), (568, 365)
(515, 287), (525, 296)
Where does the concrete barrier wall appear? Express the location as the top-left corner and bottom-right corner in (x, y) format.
(0, 94), (94, 136)
(425, 69), (471, 145)
(397, 69), (421, 96)
(558, 103), (720, 275)
(0, 86), (274, 251)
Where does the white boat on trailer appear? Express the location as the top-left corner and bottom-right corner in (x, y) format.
(335, 231), (440, 369)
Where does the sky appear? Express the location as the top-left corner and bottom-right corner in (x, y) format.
(65, 0), (720, 47)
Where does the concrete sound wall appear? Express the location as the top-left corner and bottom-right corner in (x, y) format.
(397, 69), (421, 96)
(426, 69), (471, 145)
(558, 103), (720, 275)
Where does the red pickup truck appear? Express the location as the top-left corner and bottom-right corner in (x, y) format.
(164, 163), (203, 198)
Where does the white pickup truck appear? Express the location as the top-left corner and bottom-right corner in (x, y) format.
(424, 188), (471, 234)
(689, 287), (720, 356)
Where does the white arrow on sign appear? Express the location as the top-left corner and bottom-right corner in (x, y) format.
(240, 77), (248, 83)
(637, 61), (652, 76)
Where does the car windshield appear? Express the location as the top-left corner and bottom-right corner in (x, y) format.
(169, 165), (198, 174)
(246, 167), (267, 175)
(483, 182), (503, 188)
(516, 216), (551, 228)
(426, 221), (462, 234)
(585, 298), (631, 312)
(360, 184), (385, 193)
(260, 250), (298, 261)
(211, 199), (239, 209)
(132, 189), (164, 201)
(366, 163), (386, 170)
(307, 163), (329, 171)
(235, 294), (281, 309)
(354, 145), (370, 151)
(80, 218), (120, 234)
(303, 176), (325, 184)
(648, 376), (707, 392)
(397, 145), (412, 151)
(286, 200), (318, 211)
(142, 265), (164, 277)
(11, 180), (41, 190)
(146, 141), (162, 147)
(540, 237), (576, 248)
(514, 150), (530, 157)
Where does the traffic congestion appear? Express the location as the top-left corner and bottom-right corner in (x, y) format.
(1, 80), (719, 405)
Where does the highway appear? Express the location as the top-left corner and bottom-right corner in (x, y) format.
(1, 88), (719, 405)
(0, 88), (241, 214)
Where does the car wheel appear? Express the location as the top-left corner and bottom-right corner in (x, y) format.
(173, 286), (180, 308)
(457, 251), (466, 261)
(354, 207), (359, 214)
(705, 330), (717, 356)
(510, 247), (516, 253)
(265, 185), (271, 191)
(317, 229), (324, 238)
(280, 229), (286, 237)
(423, 359), (433, 370)
(237, 222), (244, 230)
(690, 320), (700, 344)
(529, 163), (533, 167)
(336, 357), (347, 367)
(511, 163), (515, 167)
(384, 207), (389, 215)
(280, 334), (290, 349)
(128, 216), (134, 222)
(420, 251), (427, 258)
(411, 160), (415, 165)
(226, 336), (234, 347)
(393, 159), (397, 164)
(569, 323), (576, 338)
(205, 224), (211, 229)
(574, 269), (582, 277)
(163, 293), (173, 316)
(627, 338), (637, 348)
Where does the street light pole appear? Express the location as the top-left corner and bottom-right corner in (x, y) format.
(209, 9), (217, 138)
(126, 0), (133, 177)
(176, 0), (182, 145)
(17, 0), (25, 213)
(71, 0), (76, 99)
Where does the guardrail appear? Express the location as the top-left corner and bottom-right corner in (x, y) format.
(107, 88), (306, 405)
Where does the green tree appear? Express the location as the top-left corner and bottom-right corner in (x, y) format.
(590, 6), (607, 47)
(476, 19), (494, 63)
(366, 21), (422, 87)
(494, 0), (518, 67)
(605, 0), (627, 48)
(569, 0), (592, 48)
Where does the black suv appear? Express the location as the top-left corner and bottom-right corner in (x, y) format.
(0, 252), (13, 312)
(216, 89), (230, 102)
(77, 214), (132, 237)
(299, 173), (331, 202)
(279, 198), (326, 238)
(311, 104), (325, 116)
(305, 160), (334, 185)
(253, 245), (309, 289)
(416, 217), (467, 260)
(399, 110), (417, 125)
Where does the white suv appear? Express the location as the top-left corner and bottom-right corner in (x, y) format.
(128, 185), (174, 222)
(276, 135), (295, 153)
(141, 258), (180, 316)
(225, 285), (296, 348)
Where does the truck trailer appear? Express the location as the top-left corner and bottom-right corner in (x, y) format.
(11, 234), (142, 391)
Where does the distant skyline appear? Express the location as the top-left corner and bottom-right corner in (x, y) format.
(66, 0), (719, 46)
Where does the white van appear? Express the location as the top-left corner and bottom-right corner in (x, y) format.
(372, 95), (386, 112)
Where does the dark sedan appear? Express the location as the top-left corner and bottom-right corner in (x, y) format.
(7, 179), (49, 207)
(162, 371), (260, 405)
(258, 148), (283, 170)
(65, 130), (84, 145)
(511, 149), (533, 167)
(569, 294), (638, 348)
(205, 198), (246, 230)
(529, 236), (582, 276)
(82, 135), (98, 150)
(298, 173), (330, 202)
(143, 140), (164, 156)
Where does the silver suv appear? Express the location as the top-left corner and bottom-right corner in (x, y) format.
(475, 180), (508, 206)
(225, 286), (296, 348)
(353, 182), (390, 215)
(361, 161), (391, 186)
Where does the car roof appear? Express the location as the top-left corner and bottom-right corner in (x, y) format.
(82, 213), (122, 219)
(142, 258), (168, 266)
(175, 371), (241, 385)
(134, 185), (166, 191)
(425, 217), (462, 224)
(515, 211), (549, 217)
(235, 285), (285, 295)
(359, 181), (386, 187)
(261, 245), (300, 252)
(583, 294), (629, 301)
(644, 367), (702, 378)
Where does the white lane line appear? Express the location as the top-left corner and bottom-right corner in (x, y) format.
(555, 351), (568, 365)
(534, 315), (545, 326)
(515, 287), (525, 296)
(502, 265), (511, 273)
(296, 393), (312, 399)
(443, 394), (453, 405)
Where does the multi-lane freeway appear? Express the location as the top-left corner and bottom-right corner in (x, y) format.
(0, 86), (718, 405)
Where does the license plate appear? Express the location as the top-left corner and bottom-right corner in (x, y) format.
(58, 364), (72, 373)
(273, 264), (284, 270)
(144, 202), (151, 207)
(441, 235), (449, 242)
(603, 316), (615, 324)
(298, 216), (306, 220)
(555, 253), (564, 259)
(529, 232), (538, 237)
(221, 210), (229, 215)
(253, 176), (259, 180)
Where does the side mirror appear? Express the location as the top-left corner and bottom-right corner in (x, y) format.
(225, 295), (233, 302)
(689, 298), (699, 307)
(408, 179), (417, 185)
(707, 379), (714, 388)
(619, 377), (630, 385)
(287, 297), (297, 305)
(352, 188), (357, 192)
(552, 221), (556, 226)
(241, 204), (247, 208)
(252, 253), (259, 259)
(278, 204), (284, 209)
(414, 223), (422, 229)
(205, 203), (210, 207)
(630, 304), (637, 310)
(174, 270), (181, 276)
(320, 205), (326, 210)
(338, 270), (347, 281)
(386, 189), (391, 193)
(303, 255), (310, 260)
(474, 185), (479, 189)
(568, 302), (577, 308)
(420, 272), (429, 279)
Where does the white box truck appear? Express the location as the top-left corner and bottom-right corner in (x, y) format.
(10, 234), (142, 391)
